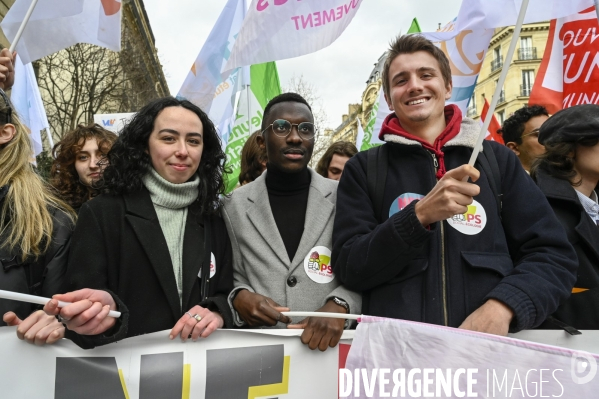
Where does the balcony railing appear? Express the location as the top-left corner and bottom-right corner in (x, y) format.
(466, 107), (477, 117)
(498, 91), (506, 104)
(521, 84), (533, 97)
(491, 58), (503, 72)
(518, 47), (537, 60)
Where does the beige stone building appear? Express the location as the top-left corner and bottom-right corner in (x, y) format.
(322, 53), (385, 154)
(468, 22), (550, 124)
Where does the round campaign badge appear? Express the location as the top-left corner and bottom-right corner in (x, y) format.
(303, 246), (334, 284)
(389, 193), (425, 217)
(446, 199), (487, 235)
(209, 252), (216, 278)
(198, 253), (216, 278)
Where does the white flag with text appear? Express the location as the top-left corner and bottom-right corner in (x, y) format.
(224, 0), (363, 72)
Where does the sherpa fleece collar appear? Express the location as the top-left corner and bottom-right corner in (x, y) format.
(382, 115), (481, 150)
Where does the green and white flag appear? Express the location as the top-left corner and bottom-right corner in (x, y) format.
(357, 18), (422, 151)
(224, 61), (281, 193)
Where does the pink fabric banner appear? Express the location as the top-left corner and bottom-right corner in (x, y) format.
(342, 316), (599, 398)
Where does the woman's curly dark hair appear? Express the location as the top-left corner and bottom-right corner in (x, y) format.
(100, 96), (228, 215)
(531, 137), (599, 185)
(50, 123), (117, 210)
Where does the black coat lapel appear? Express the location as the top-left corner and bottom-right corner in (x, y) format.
(124, 190), (181, 320)
(181, 201), (204, 311)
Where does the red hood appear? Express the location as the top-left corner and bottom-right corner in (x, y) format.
(378, 104), (463, 179)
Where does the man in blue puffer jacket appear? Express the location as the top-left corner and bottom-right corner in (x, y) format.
(332, 34), (577, 335)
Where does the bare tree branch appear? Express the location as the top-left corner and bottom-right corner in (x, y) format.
(38, 23), (163, 140)
(283, 74), (331, 167)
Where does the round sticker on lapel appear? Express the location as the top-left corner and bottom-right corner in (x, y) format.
(304, 246), (334, 284)
(446, 199), (487, 235)
(389, 193), (425, 218)
(198, 253), (216, 278)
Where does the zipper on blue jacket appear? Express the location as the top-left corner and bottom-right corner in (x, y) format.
(427, 149), (449, 326)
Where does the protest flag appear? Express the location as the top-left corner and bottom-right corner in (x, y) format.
(177, 0), (247, 117)
(223, 0), (363, 72)
(0, 0), (122, 64)
(421, 0), (594, 42)
(11, 55), (51, 157)
(359, 87), (386, 151)
(408, 17), (421, 33)
(223, 62), (281, 193)
(529, 6), (599, 114)
(354, 117), (365, 151)
(481, 98), (504, 144)
(419, 21), (493, 115)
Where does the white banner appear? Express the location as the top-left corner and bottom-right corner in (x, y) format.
(224, 0), (363, 72)
(94, 112), (134, 134)
(0, 328), (353, 399)
(1, 0), (122, 64)
(2, 325), (599, 398)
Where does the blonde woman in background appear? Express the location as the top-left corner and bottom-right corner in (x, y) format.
(0, 90), (76, 344)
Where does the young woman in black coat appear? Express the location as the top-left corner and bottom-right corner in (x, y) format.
(531, 104), (599, 330)
(45, 97), (234, 349)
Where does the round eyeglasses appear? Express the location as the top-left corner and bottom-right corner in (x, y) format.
(261, 119), (316, 140)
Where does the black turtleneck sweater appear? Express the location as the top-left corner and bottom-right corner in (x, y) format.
(266, 164), (311, 262)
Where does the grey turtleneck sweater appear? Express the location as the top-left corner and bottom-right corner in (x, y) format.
(142, 168), (199, 305)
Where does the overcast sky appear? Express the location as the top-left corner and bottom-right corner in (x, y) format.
(143, 0), (463, 130)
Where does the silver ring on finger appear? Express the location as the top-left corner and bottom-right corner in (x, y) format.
(185, 312), (193, 319)
(193, 314), (202, 323)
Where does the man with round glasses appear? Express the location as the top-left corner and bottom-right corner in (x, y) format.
(223, 92), (360, 351)
(499, 104), (549, 173)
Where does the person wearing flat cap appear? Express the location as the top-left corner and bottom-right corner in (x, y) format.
(531, 104), (599, 330)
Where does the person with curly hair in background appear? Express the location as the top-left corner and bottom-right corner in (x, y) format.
(499, 105), (549, 173)
(50, 124), (117, 211)
(238, 130), (267, 186)
(0, 90), (76, 344)
(315, 141), (357, 181)
(44, 97), (234, 348)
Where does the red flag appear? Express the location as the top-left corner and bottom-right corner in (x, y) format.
(482, 98), (504, 144)
(529, 6), (599, 113)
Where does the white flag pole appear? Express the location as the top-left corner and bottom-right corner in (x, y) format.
(8, 0), (40, 52)
(594, 0), (599, 23)
(467, 0), (530, 168)
(0, 289), (121, 318)
(282, 311), (361, 320)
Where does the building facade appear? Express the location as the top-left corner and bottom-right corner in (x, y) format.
(327, 53), (385, 149)
(468, 22), (550, 124)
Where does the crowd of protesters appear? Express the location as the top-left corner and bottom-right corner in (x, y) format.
(0, 34), (597, 352)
